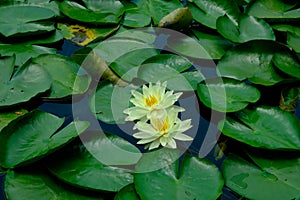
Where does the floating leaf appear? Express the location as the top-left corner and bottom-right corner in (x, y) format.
(109, 48), (159, 82)
(272, 50), (300, 79)
(0, 44), (56, 66)
(192, 29), (234, 59)
(57, 1), (121, 24)
(123, 9), (151, 28)
(135, 149), (224, 200)
(0, 56), (51, 108)
(0, 109), (27, 132)
(222, 153), (300, 200)
(82, 0), (124, 16)
(90, 81), (135, 124)
(83, 133), (142, 166)
(218, 106), (300, 150)
(46, 132), (134, 192)
(272, 25), (300, 53)
(167, 36), (211, 59)
(32, 54), (92, 99)
(217, 41), (285, 86)
(0, 110), (90, 168)
(5, 169), (104, 200)
(114, 184), (140, 200)
(138, 63), (204, 91)
(187, 0), (240, 29)
(158, 7), (193, 31)
(0, 5), (55, 37)
(58, 24), (119, 46)
(216, 14), (275, 43)
(142, 54), (192, 72)
(197, 78), (261, 112)
(246, 0), (300, 19)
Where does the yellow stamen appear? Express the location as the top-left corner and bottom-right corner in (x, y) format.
(144, 95), (158, 107)
(161, 117), (169, 133)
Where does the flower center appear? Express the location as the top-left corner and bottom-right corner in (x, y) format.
(161, 117), (169, 133)
(144, 95), (158, 107)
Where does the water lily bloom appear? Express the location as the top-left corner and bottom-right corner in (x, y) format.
(123, 81), (184, 121)
(133, 108), (193, 150)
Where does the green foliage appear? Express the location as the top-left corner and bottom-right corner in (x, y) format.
(1, 0), (300, 199)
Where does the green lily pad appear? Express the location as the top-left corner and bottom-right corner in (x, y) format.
(246, 0), (300, 19)
(57, 1), (121, 24)
(187, 0), (240, 29)
(0, 109), (27, 132)
(192, 29), (234, 59)
(82, 0), (124, 16)
(46, 132), (135, 192)
(5, 169), (104, 200)
(114, 184), (140, 200)
(272, 50), (300, 79)
(216, 14), (275, 43)
(197, 78), (261, 112)
(110, 48), (159, 82)
(166, 36), (211, 59)
(138, 63), (204, 91)
(222, 153), (300, 200)
(90, 81), (135, 124)
(0, 5), (55, 37)
(217, 41), (285, 86)
(32, 54), (92, 99)
(272, 25), (300, 53)
(0, 44), (56, 66)
(83, 133), (142, 166)
(135, 149), (224, 200)
(142, 54), (193, 72)
(127, 0), (182, 25)
(123, 9), (151, 28)
(218, 106), (300, 150)
(0, 56), (51, 108)
(0, 110), (90, 168)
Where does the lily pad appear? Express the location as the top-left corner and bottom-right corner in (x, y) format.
(0, 44), (56, 66)
(272, 50), (300, 79)
(82, 0), (124, 16)
(114, 184), (140, 200)
(0, 109), (27, 132)
(109, 48), (159, 82)
(216, 14), (275, 43)
(0, 110), (90, 168)
(187, 0), (240, 29)
(123, 9), (151, 28)
(46, 132), (135, 192)
(272, 25), (300, 53)
(90, 81), (135, 124)
(197, 78), (261, 112)
(0, 5), (55, 37)
(246, 0), (300, 19)
(138, 63), (204, 91)
(0, 56), (51, 108)
(32, 54), (92, 99)
(57, 1), (121, 24)
(142, 54), (193, 72)
(82, 133), (142, 166)
(192, 29), (234, 59)
(222, 153), (300, 200)
(5, 169), (104, 200)
(135, 149), (224, 200)
(127, 0), (182, 25)
(217, 41), (285, 86)
(218, 106), (300, 150)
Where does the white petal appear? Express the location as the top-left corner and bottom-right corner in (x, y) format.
(130, 98), (145, 108)
(166, 138), (177, 149)
(160, 136), (168, 146)
(135, 121), (157, 134)
(137, 137), (157, 144)
(173, 133), (193, 141)
(148, 139), (161, 150)
(177, 119), (192, 132)
(133, 131), (158, 139)
(125, 107), (148, 121)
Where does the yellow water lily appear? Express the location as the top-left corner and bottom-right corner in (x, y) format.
(133, 108), (193, 150)
(123, 81), (184, 121)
